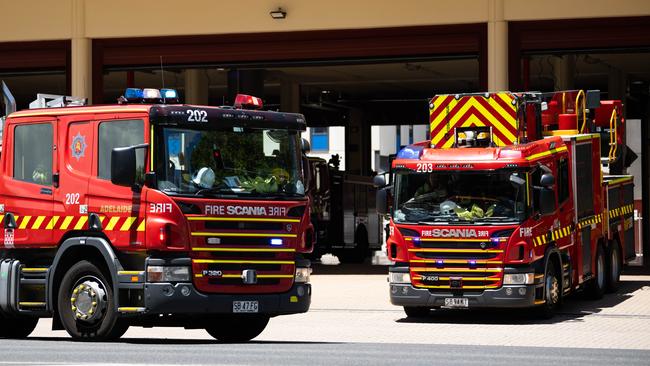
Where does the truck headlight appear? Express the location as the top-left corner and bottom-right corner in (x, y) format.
(503, 273), (535, 285)
(147, 266), (190, 282)
(389, 272), (411, 284)
(295, 267), (312, 283)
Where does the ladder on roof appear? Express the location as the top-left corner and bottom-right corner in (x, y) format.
(29, 94), (87, 109)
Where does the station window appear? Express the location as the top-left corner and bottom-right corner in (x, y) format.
(98, 119), (144, 180)
(13, 123), (53, 185)
(310, 127), (329, 151)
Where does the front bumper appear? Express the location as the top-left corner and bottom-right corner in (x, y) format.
(389, 267), (537, 308)
(144, 281), (311, 315)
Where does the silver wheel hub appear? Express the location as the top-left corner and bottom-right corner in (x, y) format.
(71, 280), (106, 323)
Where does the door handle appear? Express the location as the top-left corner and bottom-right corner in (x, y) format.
(3, 213), (17, 229)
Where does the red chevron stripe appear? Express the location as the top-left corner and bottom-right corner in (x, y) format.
(430, 97), (471, 143)
(473, 96), (518, 135)
(492, 93), (517, 119)
(434, 105), (512, 147)
(429, 95), (454, 125)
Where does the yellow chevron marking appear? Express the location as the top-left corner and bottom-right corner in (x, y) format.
(191, 247), (296, 252)
(526, 146), (568, 161)
(18, 216), (31, 229)
(137, 219), (146, 232)
(46, 216), (60, 230)
(60, 216), (74, 230)
(187, 216), (301, 223)
(191, 232), (297, 238)
(192, 259), (294, 265)
(31, 216), (46, 230)
(120, 217), (138, 231)
(74, 216), (88, 230)
(105, 216), (120, 231)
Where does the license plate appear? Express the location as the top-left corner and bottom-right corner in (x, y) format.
(233, 301), (259, 313)
(444, 297), (469, 308)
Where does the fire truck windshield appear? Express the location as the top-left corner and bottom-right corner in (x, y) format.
(155, 127), (304, 198)
(393, 170), (527, 224)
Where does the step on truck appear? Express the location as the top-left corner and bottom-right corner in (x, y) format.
(0, 84), (314, 341)
(375, 90), (639, 317)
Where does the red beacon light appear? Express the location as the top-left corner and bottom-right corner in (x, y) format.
(234, 94), (263, 110)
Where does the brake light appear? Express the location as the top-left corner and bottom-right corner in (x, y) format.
(234, 94), (263, 110)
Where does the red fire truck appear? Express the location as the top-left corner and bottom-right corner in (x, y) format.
(0, 84), (313, 341)
(376, 90), (637, 317)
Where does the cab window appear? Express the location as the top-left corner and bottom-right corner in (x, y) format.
(13, 123), (53, 185)
(98, 119), (144, 180)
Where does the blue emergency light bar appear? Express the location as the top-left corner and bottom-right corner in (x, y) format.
(120, 88), (179, 104)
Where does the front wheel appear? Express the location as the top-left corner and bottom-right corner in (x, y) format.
(205, 315), (270, 342)
(0, 315), (38, 339)
(536, 261), (561, 319)
(57, 260), (128, 341)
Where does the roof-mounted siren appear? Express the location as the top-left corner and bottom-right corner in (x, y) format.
(454, 126), (494, 148)
(118, 88), (179, 104)
(29, 94), (86, 109)
(234, 94), (263, 110)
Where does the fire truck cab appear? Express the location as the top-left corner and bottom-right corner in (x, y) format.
(377, 90), (637, 318)
(0, 86), (313, 341)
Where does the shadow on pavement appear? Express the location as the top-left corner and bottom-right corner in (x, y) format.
(27, 336), (339, 345)
(396, 278), (649, 325)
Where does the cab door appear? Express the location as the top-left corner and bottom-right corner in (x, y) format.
(52, 119), (93, 245)
(86, 117), (147, 251)
(0, 120), (55, 248)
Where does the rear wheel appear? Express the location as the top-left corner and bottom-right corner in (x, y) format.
(205, 315), (270, 342)
(57, 260), (128, 341)
(403, 306), (430, 318)
(0, 315), (38, 339)
(606, 242), (621, 293)
(586, 245), (606, 299)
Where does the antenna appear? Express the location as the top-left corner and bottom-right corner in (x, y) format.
(160, 56), (165, 89)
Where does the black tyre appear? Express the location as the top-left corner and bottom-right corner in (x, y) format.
(605, 242), (622, 293)
(57, 260), (128, 341)
(586, 245), (606, 299)
(0, 315), (38, 339)
(403, 306), (430, 318)
(536, 261), (561, 319)
(205, 315), (269, 342)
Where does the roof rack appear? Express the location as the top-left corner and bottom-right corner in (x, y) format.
(29, 94), (87, 109)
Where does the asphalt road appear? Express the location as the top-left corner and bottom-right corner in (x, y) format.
(8, 264), (650, 365)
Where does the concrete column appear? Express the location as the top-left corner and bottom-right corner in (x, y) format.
(487, 0), (508, 91)
(551, 55), (576, 91)
(280, 79), (300, 113)
(344, 108), (370, 175)
(608, 68), (626, 100)
(71, 0), (92, 102)
(184, 69), (209, 105)
(227, 69), (264, 104)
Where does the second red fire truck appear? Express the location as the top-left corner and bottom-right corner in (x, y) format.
(376, 90), (637, 317)
(0, 85), (313, 341)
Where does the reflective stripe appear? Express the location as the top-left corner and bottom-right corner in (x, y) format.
(19, 216), (31, 229)
(74, 216), (88, 230)
(105, 216), (120, 231)
(60, 216), (74, 230)
(120, 217), (138, 231)
(46, 216), (60, 230)
(31, 216), (46, 230)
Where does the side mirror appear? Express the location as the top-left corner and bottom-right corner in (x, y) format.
(376, 188), (389, 215)
(540, 173), (555, 187)
(301, 138), (311, 154)
(373, 175), (386, 188)
(302, 155), (312, 193)
(111, 143), (148, 187)
(539, 188), (556, 215)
